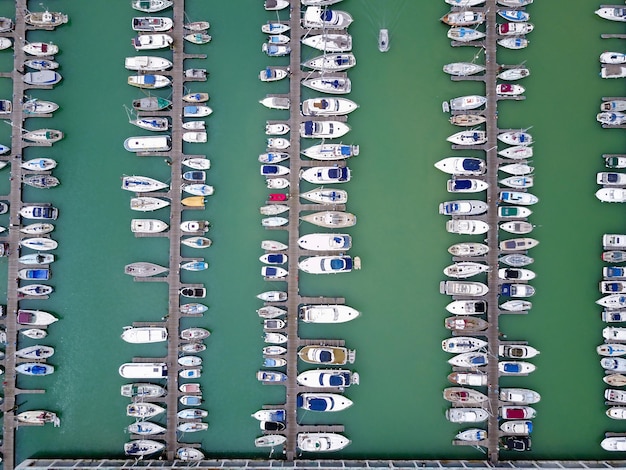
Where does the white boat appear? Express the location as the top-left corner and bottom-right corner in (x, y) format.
(257, 290), (287, 302)
(24, 10), (67, 27)
(449, 95), (487, 111)
(297, 433), (351, 452)
(441, 337), (488, 353)
(265, 122), (289, 135)
(378, 28), (390, 52)
(603, 358), (626, 372)
(499, 163), (534, 175)
(20, 205), (58, 220)
(260, 204), (289, 216)
(176, 448), (205, 461)
(298, 393), (353, 412)
(442, 11), (485, 26)
(443, 262), (489, 278)
(124, 440), (165, 457)
(20, 238), (57, 251)
(180, 327), (210, 340)
(498, 205), (532, 218)
(302, 144), (359, 160)
(24, 59), (59, 71)
(439, 280), (488, 296)
(497, 0), (533, 6)
(601, 52), (626, 64)
(297, 233), (351, 251)
(132, 16), (173, 32)
(434, 157), (486, 175)
(604, 327), (626, 341)
(19, 252), (55, 265)
(177, 409), (208, 419)
(300, 188), (348, 204)
(263, 333), (287, 344)
(498, 37), (528, 49)
(121, 175), (168, 192)
(299, 255), (358, 274)
(302, 76), (351, 94)
(500, 282), (535, 298)
(252, 409), (285, 422)
(596, 7), (626, 22)
(446, 219), (489, 235)
(22, 128), (63, 143)
(500, 300), (532, 311)
(128, 74), (171, 89)
(121, 326), (167, 344)
(182, 131), (208, 143)
(298, 345), (355, 365)
(498, 22), (534, 35)
(130, 197), (169, 212)
(448, 243), (489, 257)
(265, 0), (289, 10)
(124, 262), (168, 277)
(180, 220), (210, 233)
(456, 429), (487, 441)
(129, 116), (169, 132)
(443, 62), (485, 76)
(178, 356), (202, 367)
(598, 344), (626, 356)
(602, 437), (626, 451)
(262, 43), (290, 56)
(446, 407), (489, 423)
(300, 166), (350, 183)
(121, 383), (166, 398)
(23, 42), (59, 57)
(297, 369), (359, 388)
(299, 304), (360, 323)
(185, 32), (212, 44)
(500, 221), (534, 234)
(598, 112), (626, 126)
(447, 178), (488, 193)
(131, 219), (168, 233)
(300, 211), (356, 228)
(183, 92), (209, 103)
(498, 131), (533, 146)
(259, 96), (290, 110)
(131, 34), (173, 50)
(16, 363), (54, 376)
(261, 240), (288, 251)
(499, 191), (538, 205)
(498, 68), (530, 80)
(302, 34), (352, 52)
(444, 316), (488, 332)
(267, 138), (290, 149)
(119, 363), (167, 379)
(500, 420), (533, 435)
(500, 175), (534, 188)
(125, 55), (172, 71)
(17, 309), (57, 326)
(124, 136), (171, 152)
(499, 388), (540, 404)
(498, 10), (530, 22)
(17, 284), (53, 296)
(447, 27), (485, 42)
(132, 0), (173, 12)
(262, 266), (288, 278)
(127, 422), (166, 435)
(445, 300), (487, 315)
(447, 130), (487, 145)
(446, 0), (485, 5)
(439, 199), (488, 216)
(22, 158), (57, 172)
(182, 157), (211, 170)
(443, 387), (488, 404)
(132, 96), (171, 111)
(302, 53), (356, 71)
(261, 164), (289, 177)
(258, 306), (287, 319)
(302, 97), (358, 116)
(448, 371), (488, 386)
(450, 114), (487, 126)
(262, 22), (289, 34)
(607, 407), (626, 419)
(259, 67), (288, 82)
(499, 361), (536, 375)
(302, 0), (344, 4)
(16, 410), (60, 426)
(496, 83), (525, 95)
(262, 216), (288, 227)
(303, 6), (353, 29)
(596, 188), (626, 203)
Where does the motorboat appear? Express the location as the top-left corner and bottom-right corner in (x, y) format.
(500, 420), (533, 435)
(176, 448), (205, 461)
(16, 411), (60, 426)
(456, 429), (487, 441)
(496, 83), (525, 95)
(446, 178), (489, 193)
(299, 255), (357, 274)
(17, 309), (57, 326)
(500, 283), (535, 297)
(262, 43), (290, 56)
(123, 136), (171, 152)
(257, 370), (287, 382)
(20, 238), (57, 251)
(302, 76), (351, 94)
(597, 294), (626, 309)
(261, 164), (289, 177)
(23, 42), (59, 57)
(177, 409), (208, 420)
(180, 303), (208, 315)
(498, 131), (533, 146)
(600, 281), (626, 294)
(179, 368), (202, 379)
(182, 130), (208, 143)
(16, 363), (54, 376)
(180, 328), (210, 341)
(260, 253), (287, 265)
(261, 240), (288, 251)
(499, 388), (541, 404)
(445, 316), (489, 332)
(498, 0), (533, 7)
(179, 287), (207, 298)
(178, 356), (202, 367)
(185, 32), (212, 44)
(302, 6), (353, 29)
(301, 34), (352, 52)
(604, 266), (626, 279)
(125, 56), (172, 71)
(302, 0), (344, 4)
(182, 157), (211, 170)
(498, 22), (534, 35)
(131, 34), (173, 50)
(300, 188), (348, 204)
(605, 374), (626, 386)
(500, 299), (532, 311)
(302, 143), (359, 160)
(299, 304), (360, 323)
(499, 361), (536, 375)
(500, 436), (532, 451)
(446, 408), (489, 423)
(183, 183), (213, 196)
(180, 220), (210, 233)
(450, 114), (487, 126)
(262, 266), (288, 278)
(603, 311), (626, 322)
(378, 28), (389, 52)
(132, 16), (173, 32)
(300, 166), (350, 183)
(121, 383), (166, 398)
(302, 97), (358, 116)
(297, 233), (351, 251)
(262, 22), (289, 34)
(442, 11), (485, 26)
(597, 188), (626, 202)
(448, 371), (488, 386)
(499, 37), (529, 50)
(445, 300), (487, 315)
(440, 280), (488, 296)
(132, 96), (171, 111)
(602, 435), (626, 449)
(265, 0), (289, 10)
(448, 243), (489, 257)
(500, 163), (534, 175)
(441, 337), (488, 353)
(499, 237), (539, 251)
(267, 138), (290, 150)
(21, 329), (48, 339)
(607, 407), (626, 419)
(302, 53), (356, 71)
(257, 290), (287, 302)
(604, 327), (626, 341)
(132, 0), (173, 12)
(22, 174), (60, 189)
(439, 199), (487, 215)
(603, 357), (626, 372)
(435, 157), (486, 175)
(601, 52), (626, 64)
(131, 219), (168, 233)
(443, 262), (489, 278)
(298, 393), (353, 412)
(127, 422), (166, 435)
(598, 344), (626, 356)
(498, 206), (532, 218)
(25, 10), (67, 27)
(449, 95), (487, 111)
(124, 440), (165, 457)
(16, 345), (54, 360)
(19, 206), (58, 220)
(498, 268), (535, 280)
(252, 409), (285, 422)
(265, 122), (289, 135)
(264, 332), (288, 344)
(500, 221), (534, 234)
(498, 10), (530, 22)
(17, 285), (53, 296)
(598, 112), (626, 126)
(446, 219), (489, 235)
(604, 234), (626, 249)
(18, 268), (51, 280)
(596, 7), (626, 22)
(448, 352), (488, 368)
(443, 62), (486, 77)
(498, 67), (530, 81)
(22, 158), (57, 172)
(121, 326), (167, 344)
(297, 433), (351, 452)
(603, 252), (626, 263)
(296, 369), (359, 388)
(500, 406), (536, 420)
(447, 27), (485, 42)
(499, 191), (538, 205)
(259, 96), (290, 110)
(443, 387), (488, 404)
(130, 197), (169, 212)
(298, 345), (355, 365)
(447, 130), (487, 145)
(300, 211), (356, 228)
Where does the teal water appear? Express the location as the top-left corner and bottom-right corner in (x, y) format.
(1, 0), (625, 464)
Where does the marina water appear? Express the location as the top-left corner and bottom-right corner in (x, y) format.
(0, 0), (624, 464)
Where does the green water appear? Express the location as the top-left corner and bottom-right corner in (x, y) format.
(2, 0), (625, 464)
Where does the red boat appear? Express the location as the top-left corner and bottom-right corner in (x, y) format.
(268, 193), (288, 201)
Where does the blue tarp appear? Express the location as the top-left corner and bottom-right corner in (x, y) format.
(462, 158), (481, 171)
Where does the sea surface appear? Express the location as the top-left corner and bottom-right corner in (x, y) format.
(0, 0), (624, 465)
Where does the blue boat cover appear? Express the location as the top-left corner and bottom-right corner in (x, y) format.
(327, 374), (345, 387)
(265, 267), (277, 276)
(462, 158), (481, 171)
(340, 145), (351, 155)
(608, 267), (626, 277)
(322, 10), (334, 21)
(454, 179), (472, 190)
(335, 56), (349, 65)
(262, 165), (278, 175)
(303, 121), (314, 135)
(296, 395), (304, 407)
(608, 173), (620, 183)
(307, 397), (330, 411)
(500, 283), (512, 297)
(319, 350), (332, 362)
(267, 254), (283, 263)
(144, 75), (156, 85)
(28, 269), (48, 279)
(184, 106), (198, 114)
(334, 236), (347, 246)
(330, 258), (345, 270)
(608, 283), (621, 292)
(319, 99), (329, 109)
(503, 363), (521, 373)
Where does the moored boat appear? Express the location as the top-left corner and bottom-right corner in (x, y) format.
(448, 243), (489, 257)
(127, 422), (166, 435)
(435, 157), (486, 175)
(296, 369), (359, 388)
(298, 393), (353, 412)
(121, 326), (167, 343)
(302, 76), (351, 94)
(16, 345), (54, 360)
(131, 34), (173, 50)
(440, 280), (488, 296)
(299, 304), (360, 323)
(301, 34), (352, 52)
(130, 197), (170, 212)
(441, 336), (488, 353)
(132, 16), (173, 32)
(124, 262), (168, 277)
(121, 383), (166, 398)
(447, 27), (485, 42)
(498, 67), (530, 80)
(302, 143), (359, 160)
(297, 233), (351, 251)
(300, 211), (356, 228)
(124, 136), (171, 152)
(17, 309), (57, 326)
(445, 316), (489, 332)
(302, 97), (358, 116)
(23, 42), (59, 57)
(16, 410), (60, 426)
(125, 55), (172, 71)
(297, 432), (351, 452)
(16, 363), (54, 376)
(298, 345), (355, 365)
(446, 219), (489, 235)
(445, 300), (487, 315)
(500, 163), (534, 175)
(448, 351), (488, 368)
(124, 440), (165, 457)
(302, 53), (356, 71)
(500, 299), (532, 311)
(448, 371), (488, 386)
(446, 407), (489, 423)
(132, 0), (173, 12)
(443, 262), (489, 278)
(443, 387), (488, 404)
(449, 95), (487, 111)
(443, 62), (485, 76)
